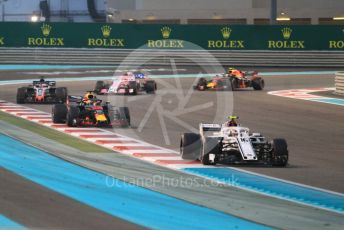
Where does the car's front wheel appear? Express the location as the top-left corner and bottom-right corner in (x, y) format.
(67, 106), (80, 127)
(180, 133), (201, 160)
(52, 104), (67, 123)
(16, 87), (27, 104)
(271, 138), (288, 166)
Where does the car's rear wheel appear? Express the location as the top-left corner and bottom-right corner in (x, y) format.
(55, 87), (68, 103)
(223, 78), (233, 91)
(271, 138), (288, 167)
(52, 104), (67, 123)
(180, 133), (201, 160)
(201, 137), (219, 165)
(94, 81), (105, 94)
(252, 77), (264, 90)
(230, 77), (239, 91)
(16, 87), (26, 104)
(145, 81), (156, 94)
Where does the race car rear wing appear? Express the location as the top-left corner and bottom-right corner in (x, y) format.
(67, 95), (83, 104)
(200, 123), (222, 132)
(242, 71), (258, 76)
(33, 81), (56, 86)
(134, 72), (145, 79)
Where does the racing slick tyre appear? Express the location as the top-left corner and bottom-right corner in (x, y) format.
(118, 107), (131, 126)
(94, 81), (105, 95)
(128, 81), (138, 95)
(230, 77), (239, 91)
(252, 77), (265, 90)
(271, 138), (288, 167)
(52, 104), (67, 123)
(223, 78), (233, 91)
(201, 137), (219, 165)
(67, 106), (80, 127)
(145, 80), (156, 94)
(55, 87), (68, 103)
(180, 133), (201, 160)
(16, 87), (26, 104)
(195, 78), (208, 91)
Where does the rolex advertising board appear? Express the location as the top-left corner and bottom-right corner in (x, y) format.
(0, 22), (342, 50)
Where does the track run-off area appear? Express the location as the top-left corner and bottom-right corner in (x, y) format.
(0, 65), (343, 229)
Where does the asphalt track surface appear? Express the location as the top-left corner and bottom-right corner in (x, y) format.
(0, 67), (343, 228)
(1, 69), (343, 192)
(1, 121), (343, 230)
(0, 168), (143, 230)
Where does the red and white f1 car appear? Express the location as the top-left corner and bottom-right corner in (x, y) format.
(94, 72), (157, 95)
(16, 78), (67, 104)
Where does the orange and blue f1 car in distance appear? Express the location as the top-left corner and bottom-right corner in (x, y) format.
(194, 68), (264, 91)
(16, 77), (68, 104)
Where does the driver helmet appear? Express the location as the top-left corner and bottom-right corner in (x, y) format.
(226, 115), (238, 127)
(84, 92), (96, 100)
(83, 92), (96, 105)
(227, 67), (235, 73)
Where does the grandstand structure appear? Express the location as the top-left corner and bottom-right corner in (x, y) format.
(107, 0), (344, 25)
(0, 0), (343, 25)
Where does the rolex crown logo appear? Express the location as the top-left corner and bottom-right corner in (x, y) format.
(101, 25), (112, 38)
(281, 27), (292, 39)
(161, 26), (172, 39)
(41, 24), (52, 37)
(221, 27), (232, 39)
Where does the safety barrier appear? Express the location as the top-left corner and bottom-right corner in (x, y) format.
(335, 72), (344, 95)
(0, 47), (343, 67)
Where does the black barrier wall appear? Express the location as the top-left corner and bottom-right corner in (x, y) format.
(0, 22), (343, 50)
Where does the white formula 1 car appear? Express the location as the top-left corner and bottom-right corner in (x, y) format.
(180, 122), (288, 166)
(94, 72), (157, 95)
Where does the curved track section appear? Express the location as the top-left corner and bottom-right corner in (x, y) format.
(1, 66), (344, 229)
(1, 71), (342, 192)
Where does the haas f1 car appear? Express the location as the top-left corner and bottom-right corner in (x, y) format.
(194, 68), (264, 91)
(180, 118), (288, 166)
(52, 92), (130, 127)
(94, 72), (157, 95)
(17, 78), (67, 104)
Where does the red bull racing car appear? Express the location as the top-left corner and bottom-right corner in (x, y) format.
(52, 91), (130, 127)
(16, 78), (67, 104)
(194, 68), (264, 91)
(94, 72), (157, 95)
